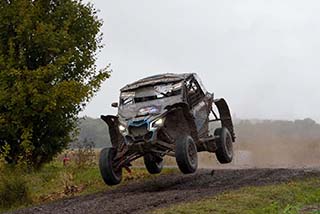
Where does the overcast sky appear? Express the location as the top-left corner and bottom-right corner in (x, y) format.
(81, 0), (320, 122)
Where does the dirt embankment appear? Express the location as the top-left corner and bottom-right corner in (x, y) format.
(11, 168), (320, 214)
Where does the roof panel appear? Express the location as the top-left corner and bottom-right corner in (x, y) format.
(121, 73), (194, 92)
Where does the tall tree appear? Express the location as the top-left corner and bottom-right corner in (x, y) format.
(0, 0), (109, 167)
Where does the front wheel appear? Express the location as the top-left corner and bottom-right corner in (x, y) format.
(214, 127), (233, 164)
(144, 154), (163, 174)
(175, 135), (198, 174)
(99, 147), (122, 186)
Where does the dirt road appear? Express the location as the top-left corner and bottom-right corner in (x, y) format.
(12, 168), (320, 214)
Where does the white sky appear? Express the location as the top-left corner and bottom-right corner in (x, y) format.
(81, 0), (320, 122)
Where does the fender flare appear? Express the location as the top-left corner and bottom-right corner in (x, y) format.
(166, 102), (199, 143)
(214, 98), (236, 142)
(100, 115), (123, 148)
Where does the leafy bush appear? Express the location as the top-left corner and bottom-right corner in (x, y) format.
(0, 168), (31, 209)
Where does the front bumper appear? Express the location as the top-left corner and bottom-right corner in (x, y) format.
(123, 119), (159, 145)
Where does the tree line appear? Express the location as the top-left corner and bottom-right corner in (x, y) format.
(75, 117), (320, 149)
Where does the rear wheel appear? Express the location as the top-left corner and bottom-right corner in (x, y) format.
(144, 154), (163, 174)
(175, 135), (198, 174)
(214, 127), (233, 163)
(99, 147), (123, 186)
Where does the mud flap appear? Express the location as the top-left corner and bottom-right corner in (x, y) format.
(214, 99), (236, 142)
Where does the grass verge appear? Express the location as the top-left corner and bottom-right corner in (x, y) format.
(153, 177), (320, 214)
(0, 161), (177, 213)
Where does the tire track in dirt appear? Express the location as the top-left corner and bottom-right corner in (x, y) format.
(11, 168), (320, 214)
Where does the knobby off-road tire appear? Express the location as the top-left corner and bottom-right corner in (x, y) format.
(144, 154), (163, 174)
(175, 135), (198, 174)
(214, 127), (233, 164)
(99, 147), (122, 186)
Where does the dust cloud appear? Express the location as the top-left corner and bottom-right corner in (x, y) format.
(199, 119), (320, 169)
(196, 142), (320, 169)
(159, 119), (320, 169)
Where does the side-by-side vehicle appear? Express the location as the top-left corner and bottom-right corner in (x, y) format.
(99, 73), (236, 185)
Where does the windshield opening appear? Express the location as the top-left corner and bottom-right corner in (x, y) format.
(120, 82), (182, 106)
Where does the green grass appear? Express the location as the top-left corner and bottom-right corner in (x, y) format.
(153, 178), (320, 214)
(0, 161), (177, 213)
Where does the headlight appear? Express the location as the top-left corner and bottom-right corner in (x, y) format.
(119, 124), (126, 132)
(154, 118), (164, 127)
(118, 121), (128, 134)
(151, 117), (165, 129)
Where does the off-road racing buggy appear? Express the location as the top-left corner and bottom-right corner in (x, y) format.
(99, 73), (236, 185)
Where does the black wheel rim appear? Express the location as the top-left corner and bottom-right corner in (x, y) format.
(110, 151), (122, 179)
(156, 160), (163, 168)
(113, 164), (122, 178)
(187, 140), (197, 167)
(225, 134), (233, 158)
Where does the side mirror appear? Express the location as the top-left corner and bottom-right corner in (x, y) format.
(111, 102), (118, 108)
